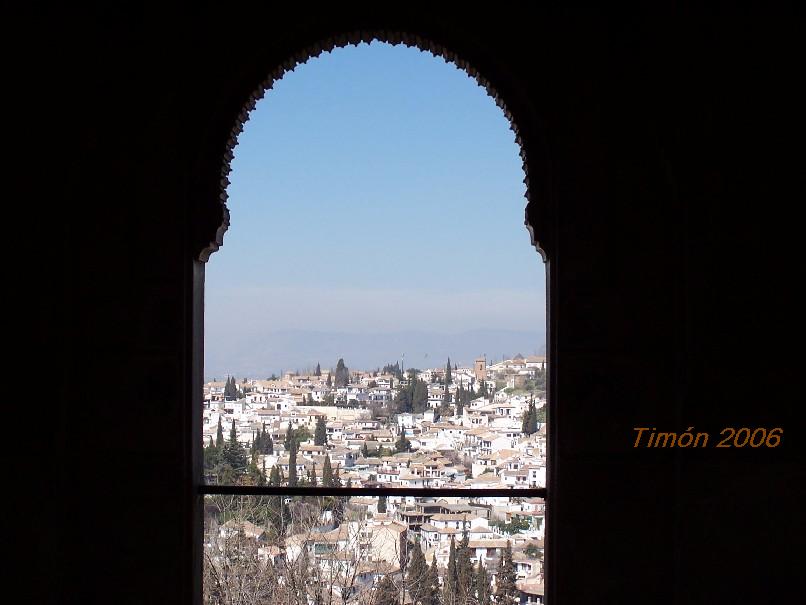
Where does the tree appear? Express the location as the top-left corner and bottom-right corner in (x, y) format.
(262, 428), (273, 455)
(246, 460), (265, 486)
(395, 424), (411, 453)
(407, 544), (430, 605)
(443, 536), (458, 605)
(393, 384), (412, 413)
(322, 454), (334, 487)
(412, 378), (428, 413)
(475, 559), (492, 605)
(421, 553), (440, 605)
(445, 357), (453, 385)
(535, 401), (546, 424)
(495, 541), (518, 605)
(382, 361), (404, 379)
(215, 416), (224, 449)
(521, 399), (538, 435)
(361, 442), (369, 458)
(440, 386), (452, 416)
(269, 464), (281, 486)
(375, 575), (399, 605)
(378, 494), (387, 513)
(221, 420), (247, 477)
(314, 416), (328, 446)
(314, 362), (321, 376)
(224, 376), (239, 400)
(457, 531), (474, 602)
(334, 358), (350, 387)
(203, 436), (220, 472)
(326, 373), (332, 388)
(288, 439), (298, 487)
(284, 421), (294, 450)
(455, 384), (466, 416)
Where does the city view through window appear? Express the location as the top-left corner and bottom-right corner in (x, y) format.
(202, 42), (547, 605)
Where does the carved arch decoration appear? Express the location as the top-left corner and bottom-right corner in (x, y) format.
(194, 30), (552, 263)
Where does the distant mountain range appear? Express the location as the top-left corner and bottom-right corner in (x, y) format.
(204, 328), (545, 380)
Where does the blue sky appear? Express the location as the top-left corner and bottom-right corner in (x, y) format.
(205, 41), (545, 362)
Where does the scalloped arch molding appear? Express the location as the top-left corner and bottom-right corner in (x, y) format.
(197, 31), (549, 264)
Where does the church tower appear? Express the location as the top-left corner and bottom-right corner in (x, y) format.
(474, 356), (487, 383)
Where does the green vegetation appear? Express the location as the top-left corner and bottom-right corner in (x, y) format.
(313, 416), (328, 446)
(394, 424), (411, 453)
(491, 517), (530, 535)
(393, 370), (428, 413)
(521, 399), (539, 435)
(495, 541), (518, 604)
(334, 358), (350, 387)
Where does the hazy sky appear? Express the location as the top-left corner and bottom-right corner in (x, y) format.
(205, 42), (545, 352)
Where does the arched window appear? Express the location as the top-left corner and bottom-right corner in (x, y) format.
(193, 36), (551, 605)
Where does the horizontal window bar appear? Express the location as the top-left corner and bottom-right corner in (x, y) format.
(199, 485), (546, 498)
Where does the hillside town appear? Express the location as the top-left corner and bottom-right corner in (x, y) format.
(203, 355), (547, 605)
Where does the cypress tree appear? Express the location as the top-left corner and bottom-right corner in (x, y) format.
(284, 421), (294, 450)
(361, 442), (369, 458)
(456, 384), (465, 416)
(423, 553), (440, 605)
(407, 544), (429, 604)
(250, 440), (259, 466)
(475, 559), (492, 605)
(308, 462), (317, 486)
(288, 440), (298, 487)
(269, 464), (281, 486)
(315, 362), (321, 376)
(412, 378), (428, 413)
(215, 417), (224, 449)
(457, 530), (474, 602)
(203, 436), (219, 471)
(522, 401), (538, 435)
(395, 424), (410, 453)
(334, 358), (349, 387)
(314, 416), (328, 446)
(443, 536), (458, 605)
(322, 454), (334, 487)
(528, 401), (538, 434)
(326, 373), (332, 387)
(445, 357), (453, 385)
(378, 494), (387, 513)
(495, 541), (518, 605)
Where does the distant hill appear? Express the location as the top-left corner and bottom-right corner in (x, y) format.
(204, 328), (545, 380)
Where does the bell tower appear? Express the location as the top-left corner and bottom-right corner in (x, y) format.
(474, 356), (487, 382)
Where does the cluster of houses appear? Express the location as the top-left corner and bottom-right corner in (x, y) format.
(204, 355), (547, 603)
